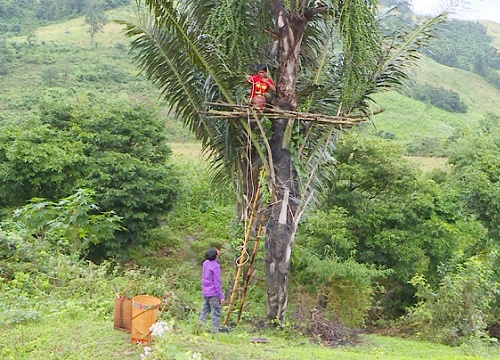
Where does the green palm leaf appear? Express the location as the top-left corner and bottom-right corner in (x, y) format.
(117, 1), (236, 144)
(374, 13), (448, 92)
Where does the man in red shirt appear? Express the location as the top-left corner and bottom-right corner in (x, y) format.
(246, 64), (275, 108)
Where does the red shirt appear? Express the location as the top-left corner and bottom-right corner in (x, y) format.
(248, 74), (274, 98)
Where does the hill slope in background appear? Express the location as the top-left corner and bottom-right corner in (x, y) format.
(484, 20), (500, 50)
(0, 9), (154, 112)
(1, 8), (500, 152)
(371, 55), (500, 153)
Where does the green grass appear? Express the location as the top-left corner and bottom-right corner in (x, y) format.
(3, 309), (500, 360)
(371, 91), (458, 141)
(371, 56), (500, 148)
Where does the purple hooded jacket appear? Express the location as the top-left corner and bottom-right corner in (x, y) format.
(201, 259), (224, 300)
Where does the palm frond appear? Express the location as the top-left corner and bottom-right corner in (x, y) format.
(118, 13), (205, 127)
(118, 1), (243, 150)
(298, 16), (339, 113)
(374, 12), (448, 92)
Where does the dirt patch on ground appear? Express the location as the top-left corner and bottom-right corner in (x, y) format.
(169, 143), (203, 160)
(405, 156), (449, 172)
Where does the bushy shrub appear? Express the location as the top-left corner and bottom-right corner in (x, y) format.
(406, 136), (447, 156)
(0, 95), (179, 257)
(399, 254), (499, 345)
(292, 247), (387, 328)
(403, 84), (468, 113)
(5, 189), (122, 255)
(0, 226), (116, 325)
(297, 208), (355, 259)
(41, 65), (61, 85)
(318, 132), (485, 319)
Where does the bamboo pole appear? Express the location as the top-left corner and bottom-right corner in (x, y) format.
(202, 102), (382, 127)
(224, 182), (262, 325)
(237, 213), (265, 324)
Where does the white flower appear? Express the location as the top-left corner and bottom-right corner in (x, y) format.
(140, 346), (153, 359)
(150, 321), (170, 337)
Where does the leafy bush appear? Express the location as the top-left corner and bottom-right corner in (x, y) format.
(5, 188), (122, 255)
(296, 208), (355, 260)
(0, 225), (115, 325)
(319, 132), (484, 318)
(406, 136), (447, 156)
(447, 113), (500, 239)
(41, 64), (61, 85)
(400, 254), (499, 345)
(292, 246), (387, 328)
(0, 95), (179, 257)
(403, 83), (467, 113)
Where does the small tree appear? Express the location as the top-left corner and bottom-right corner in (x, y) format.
(84, 0), (108, 47)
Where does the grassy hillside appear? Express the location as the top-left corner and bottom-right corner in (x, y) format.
(371, 55), (500, 153)
(1, 14), (153, 112)
(484, 20), (500, 50)
(3, 14), (500, 162)
(0, 7), (194, 141)
(410, 56), (500, 115)
(3, 6), (499, 154)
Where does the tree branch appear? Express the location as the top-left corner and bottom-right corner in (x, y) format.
(304, 4), (327, 20)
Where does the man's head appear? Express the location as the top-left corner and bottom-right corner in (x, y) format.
(205, 247), (219, 261)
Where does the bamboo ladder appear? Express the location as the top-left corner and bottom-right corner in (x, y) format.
(224, 168), (265, 326)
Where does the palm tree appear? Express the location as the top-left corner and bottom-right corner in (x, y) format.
(118, 0), (448, 322)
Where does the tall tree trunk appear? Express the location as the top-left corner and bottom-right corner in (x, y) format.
(265, 2), (307, 321)
(265, 118), (298, 321)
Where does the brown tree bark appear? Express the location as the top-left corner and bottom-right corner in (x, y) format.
(264, 1), (308, 322)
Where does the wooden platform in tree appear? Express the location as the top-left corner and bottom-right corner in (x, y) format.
(203, 102), (377, 128)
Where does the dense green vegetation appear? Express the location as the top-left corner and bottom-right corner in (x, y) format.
(0, 96), (178, 258)
(0, 0), (130, 34)
(3, 132), (500, 358)
(424, 20), (500, 89)
(402, 83), (468, 113)
(2, 2), (500, 359)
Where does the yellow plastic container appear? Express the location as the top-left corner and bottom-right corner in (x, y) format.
(131, 295), (161, 344)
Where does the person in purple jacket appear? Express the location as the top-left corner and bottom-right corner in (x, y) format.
(199, 247), (225, 333)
